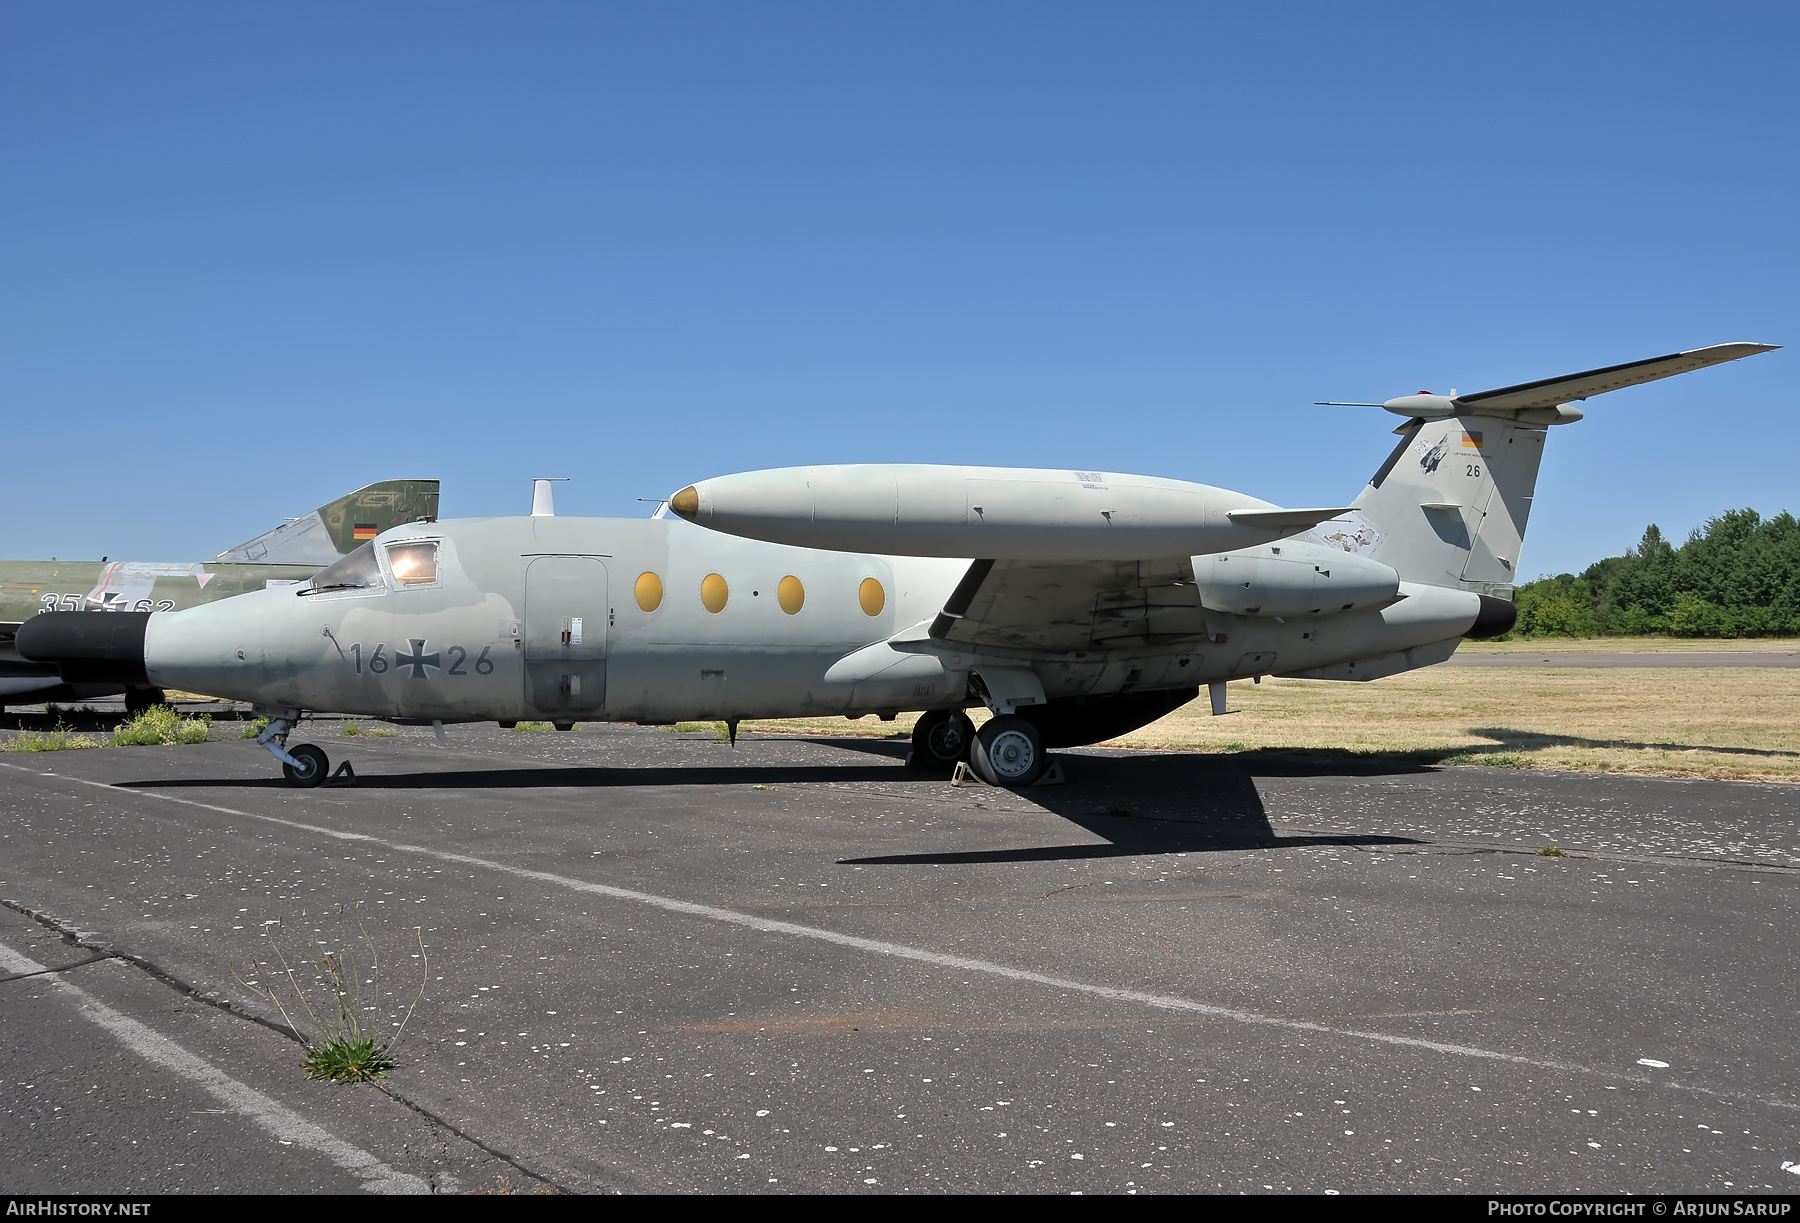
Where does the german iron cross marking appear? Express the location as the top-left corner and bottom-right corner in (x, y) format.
(396, 639), (440, 679)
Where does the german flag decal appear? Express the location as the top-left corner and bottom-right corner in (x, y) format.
(1460, 430), (1484, 449)
(353, 523), (380, 541)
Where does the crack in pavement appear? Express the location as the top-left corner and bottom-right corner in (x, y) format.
(0, 951), (117, 984)
(0, 893), (571, 1194)
(0, 934), (434, 1194)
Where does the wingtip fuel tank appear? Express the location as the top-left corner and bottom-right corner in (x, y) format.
(670, 464), (1346, 561)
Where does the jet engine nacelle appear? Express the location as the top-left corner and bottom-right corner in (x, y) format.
(1193, 542), (1400, 619)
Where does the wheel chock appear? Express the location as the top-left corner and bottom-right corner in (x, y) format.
(949, 758), (1066, 788)
(324, 760), (357, 786)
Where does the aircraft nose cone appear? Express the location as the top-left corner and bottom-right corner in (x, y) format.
(670, 485), (700, 520)
(142, 594), (274, 702)
(14, 612), (150, 684)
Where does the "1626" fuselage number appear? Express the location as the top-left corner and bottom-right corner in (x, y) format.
(347, 641), (494, 678)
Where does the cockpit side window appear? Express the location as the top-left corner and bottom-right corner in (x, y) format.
(386, 541), (439, 585)
(302, 540), (384, 595)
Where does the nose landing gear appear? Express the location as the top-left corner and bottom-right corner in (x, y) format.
(256, 715), (330, 788)
(282, 743), (330, 787)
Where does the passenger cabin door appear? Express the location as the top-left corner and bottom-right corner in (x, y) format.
(524, 557), (608, 715)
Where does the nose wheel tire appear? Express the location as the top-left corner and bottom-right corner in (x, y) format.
(971, 715), (1045, 788)
(282, 743), (329, 788)
(910, 709), (975, 772)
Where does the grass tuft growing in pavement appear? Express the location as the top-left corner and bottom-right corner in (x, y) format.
(113, 706), (211, 746)
(1537, 846), (1569, 857)
(1, 723), (101, 752)
(339, 719), (393, 738)
(230, 904), (429, 1084)
(241, 716), (271, 739)
(510, 721), (556, 732)
(304, 1036), (394, 1083)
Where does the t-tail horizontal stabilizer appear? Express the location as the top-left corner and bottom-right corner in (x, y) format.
(1322, 342), (1780, 424)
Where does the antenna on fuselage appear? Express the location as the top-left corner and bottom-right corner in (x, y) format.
(531, 477), (569, 517)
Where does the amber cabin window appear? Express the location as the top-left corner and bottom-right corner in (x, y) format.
(386, 541), (439, 585)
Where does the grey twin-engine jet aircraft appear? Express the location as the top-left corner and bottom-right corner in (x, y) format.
(16, 343), (1776, 787)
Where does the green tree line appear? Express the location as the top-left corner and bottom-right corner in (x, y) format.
(1511, 508), (1800, 638)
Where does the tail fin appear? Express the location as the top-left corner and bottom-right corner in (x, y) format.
(1315, 343), (1779, 593)
(1338, 416), (1542, 595)
(213, 479), (440, 565)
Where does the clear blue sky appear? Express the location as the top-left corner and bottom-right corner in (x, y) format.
(3, 2), (1793, 579)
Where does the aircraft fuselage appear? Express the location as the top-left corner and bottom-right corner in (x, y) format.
(142, 514), (1483, 725)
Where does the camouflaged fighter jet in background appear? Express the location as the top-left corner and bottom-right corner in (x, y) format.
(0, 480), (438, 711)
(14, 343), (1778, 787)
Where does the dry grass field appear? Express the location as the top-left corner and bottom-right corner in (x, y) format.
(739, 658), (1800, 784)
(1459, 636), (1800, 654)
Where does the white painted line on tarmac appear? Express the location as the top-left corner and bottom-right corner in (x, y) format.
(7, 761), (1794, 1109)
(0, 937), (430, 1194)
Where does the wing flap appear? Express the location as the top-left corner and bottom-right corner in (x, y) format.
(932, 557), (1208, 653)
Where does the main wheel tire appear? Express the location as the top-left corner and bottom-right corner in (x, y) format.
(910, 709), (974, 772)
(971, 715), (1046, 788)
(282, 743), (329, 788)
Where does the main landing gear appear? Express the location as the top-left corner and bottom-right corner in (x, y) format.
(256, 715), (331, 788)
(970, 715), (1046, 788)
(909, 708), (1048, 787)
(909, 709), (974, 773)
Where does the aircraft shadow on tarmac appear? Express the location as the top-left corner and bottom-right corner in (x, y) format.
(109, 731), (1430, 862)
(837, 749), (1427, 865)
(1463, 726), (1800, 761)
